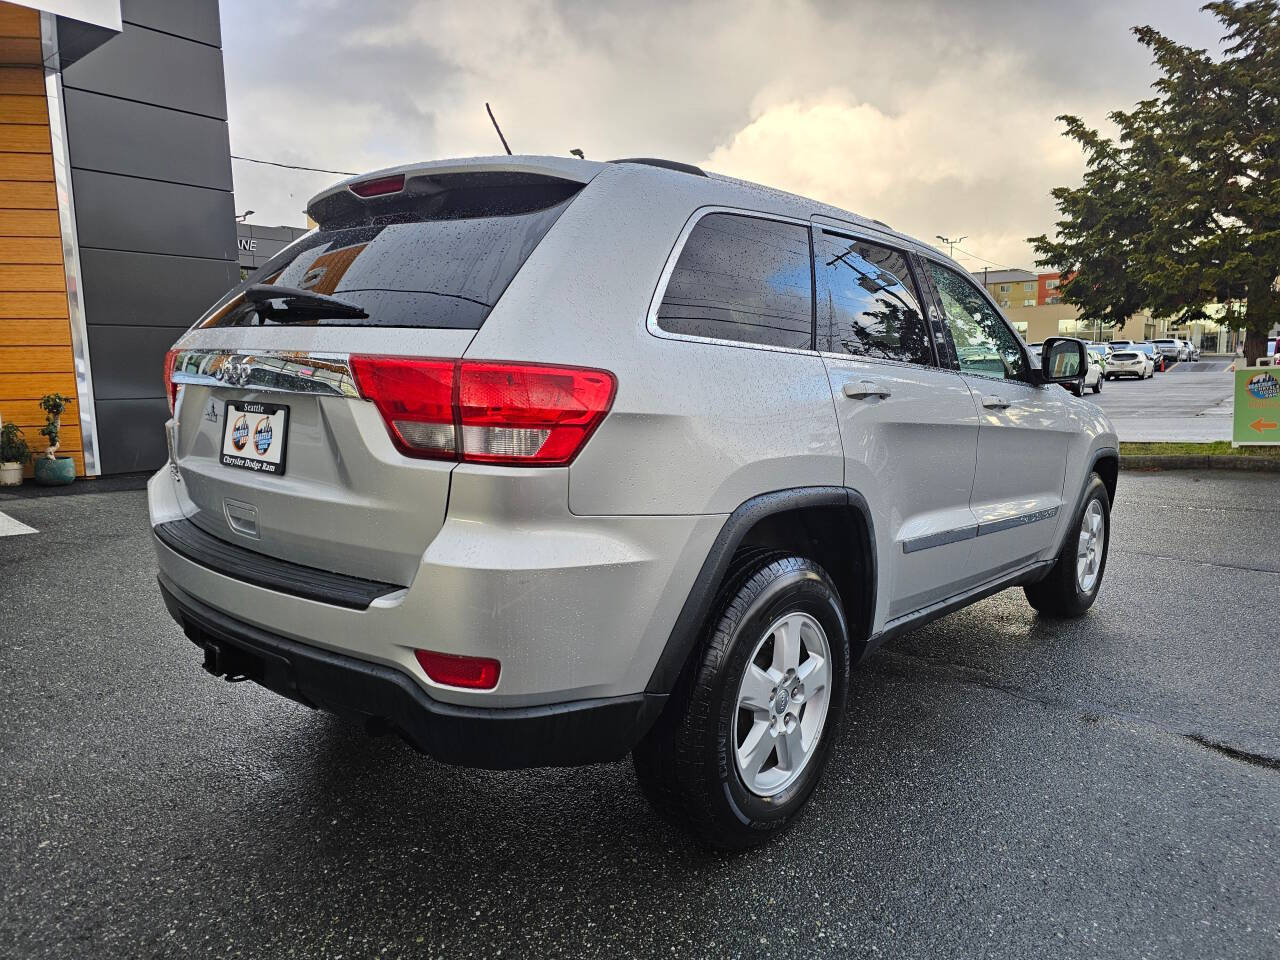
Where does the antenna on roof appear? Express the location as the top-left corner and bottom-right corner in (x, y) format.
(485, 102), (512, 156)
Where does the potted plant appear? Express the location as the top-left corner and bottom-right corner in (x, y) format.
(34, 392), (76, 486)
(1, 420), (30, 486)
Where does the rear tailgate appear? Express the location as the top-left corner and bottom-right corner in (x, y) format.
(165, 165), (589, 587)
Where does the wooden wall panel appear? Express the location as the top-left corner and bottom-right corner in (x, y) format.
(0, 180), (55, 208)
(0, 153), (53, 180)
(0, 94), (45, 124)
(0, 236), (61, 262)
(0, 318), (72, 345)
(0, 345), (74, 372)
(0, 13), (82, 476)
(0, 264), (63, 289)
(0, 123), (49, 151)
(0, 210), (57, 235)
(0, 67), (43, 95)
(0, 292), (69, 317)
(0, 4), (38, 36)
(0, 37), (40, 64)
(0, 371), (77, 400)
(2, 395), (78, 425)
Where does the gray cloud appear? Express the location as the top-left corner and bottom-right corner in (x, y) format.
(221, 0), (1221, 267)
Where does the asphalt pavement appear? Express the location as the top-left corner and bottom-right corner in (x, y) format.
(1087, 358), (1235, 441)
(1, 471), (1278, 959)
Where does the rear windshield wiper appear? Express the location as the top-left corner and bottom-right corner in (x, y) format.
(242, 283), (369, 321)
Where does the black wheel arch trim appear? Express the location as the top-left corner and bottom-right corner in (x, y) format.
(1037, 445), (1117, 580)
(644, 486), (876, 695)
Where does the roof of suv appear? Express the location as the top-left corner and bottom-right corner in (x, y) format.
(306, 154), (942, 261)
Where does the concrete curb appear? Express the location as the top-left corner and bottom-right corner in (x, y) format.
(1120, 455), (1280, 473)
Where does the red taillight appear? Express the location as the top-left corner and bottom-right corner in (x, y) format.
(350, 356), (616, 466)
(414, 649), (500, 690)
(349, 355), (457, 459)
(458, 361), (616, 466)
(348, 174), (405, 198)
(164, 347), (180, 415)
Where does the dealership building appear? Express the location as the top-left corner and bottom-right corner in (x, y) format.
(0, 0), (238, 477)
(237, 222), (307, 276)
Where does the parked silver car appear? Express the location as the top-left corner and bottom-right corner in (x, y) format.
(151, 156), (1118, 848)
(1152, 338), (1183, 363)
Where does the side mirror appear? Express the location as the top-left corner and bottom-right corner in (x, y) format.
(1041, 337), (1086, 391)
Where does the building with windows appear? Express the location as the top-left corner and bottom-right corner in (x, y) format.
(972, 268), (1187, 345)
(975, 268), (1039, 310)
(0, 0), (234, 477)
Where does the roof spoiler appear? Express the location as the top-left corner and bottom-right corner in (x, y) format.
(305, 155), (601, 225)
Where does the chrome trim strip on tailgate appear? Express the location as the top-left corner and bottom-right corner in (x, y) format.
(170, 350), (362, 399)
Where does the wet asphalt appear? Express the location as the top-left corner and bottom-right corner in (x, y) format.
(1, 470), (1278, 959)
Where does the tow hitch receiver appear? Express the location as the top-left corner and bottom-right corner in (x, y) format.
(201, 640), (256, 683)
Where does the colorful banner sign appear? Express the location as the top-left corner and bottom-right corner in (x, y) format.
(1233, 367), (1280, 446)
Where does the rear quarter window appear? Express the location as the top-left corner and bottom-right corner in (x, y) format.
(655, 213), (814, 350)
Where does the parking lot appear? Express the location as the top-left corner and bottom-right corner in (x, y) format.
(1087, 358), (1235, 442)
(2, 470), (1278, 959)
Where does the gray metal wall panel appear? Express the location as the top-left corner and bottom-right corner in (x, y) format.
(64, 89), (232, 191)
(64, 2), (233, 474)
(94, 397), (170, 473)
(62, 22), (228, 120)
(122, 0), (221, 47)
(86, 324), (178, 400)
(74, 169), (236, 260)
(80, 248), (237, 328)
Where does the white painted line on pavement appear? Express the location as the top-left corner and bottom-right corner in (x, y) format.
(0, 510), (37, 537)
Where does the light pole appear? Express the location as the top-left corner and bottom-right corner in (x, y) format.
(936, 234), (966, 258)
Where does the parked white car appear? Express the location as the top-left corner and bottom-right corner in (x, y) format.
(1084, 349), (1104, 393)
(1105, 349), (1153, 379)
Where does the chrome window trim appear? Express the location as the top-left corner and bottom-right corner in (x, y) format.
(170, 350), (363, 399)
(645, 205), (818, 358)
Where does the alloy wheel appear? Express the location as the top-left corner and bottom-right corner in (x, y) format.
(732, 612), (832, 797)
(1076, 499), (1105, 593)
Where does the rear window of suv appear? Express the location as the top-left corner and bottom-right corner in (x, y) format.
(199, 174), (580, 329)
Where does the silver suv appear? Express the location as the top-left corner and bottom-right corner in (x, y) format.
(151, 156), (1118, 849)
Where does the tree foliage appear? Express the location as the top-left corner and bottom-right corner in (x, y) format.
(1031, 1), (1280, 361)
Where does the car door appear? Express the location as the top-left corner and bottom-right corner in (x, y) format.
(920, 258), (1072, 578)
(813, 224), (983, 621)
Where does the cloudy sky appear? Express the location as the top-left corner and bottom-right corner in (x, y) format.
(220, 0), (1223, 271)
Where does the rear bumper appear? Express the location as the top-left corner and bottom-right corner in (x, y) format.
(148, 463), (723, 707)
(159, 574), (665, 769)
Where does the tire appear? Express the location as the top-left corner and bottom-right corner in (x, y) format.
(1091, 379), (1101, 394)
(1024, 473), (1111, 618)
(633, 553), (850, 850)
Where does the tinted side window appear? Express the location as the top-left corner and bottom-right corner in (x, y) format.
(927, 261), (1028, 381)
(656, 214), (813, 350)
(817, 234), (932, 365)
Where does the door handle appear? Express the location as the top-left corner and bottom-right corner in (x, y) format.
(981, 395), (1011, 410)
(843, 379), (891, 400)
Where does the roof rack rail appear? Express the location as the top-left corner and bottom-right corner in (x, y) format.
(608, 157), (707, 177)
